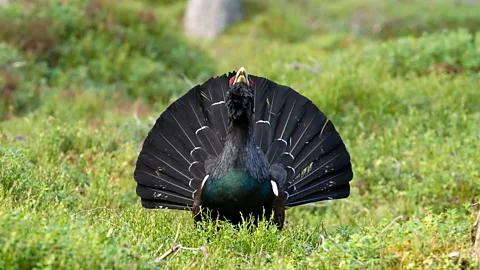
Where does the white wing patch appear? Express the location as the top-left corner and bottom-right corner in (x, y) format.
(271, 180), (279, 196)
(201, 175), (210, 189)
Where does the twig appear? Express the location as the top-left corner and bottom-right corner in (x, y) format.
(174, 223), (181, 243)
(154, 223), (182, 262)
(153, 244), (164, 257)
(154, 223), (209, 263)
(379, 215), (404, 236)
(155, 244), (182, 263)
(186, 250), (199, 268)
(155, 244), (208, 263)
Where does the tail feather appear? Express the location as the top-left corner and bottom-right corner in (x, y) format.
(288, 145), (351, 190)
(204, 77), (229, 142)
(289, 108), (327, 158)
(273, 92), (309, 145)
(158, 90), (204, 149)
(141, 198), (192, 210)
(190, 147), (209, 164)
(286, 164), (353, 203)
(257, 84), (290, 147)
(253, 78), (274, 153)
(136, 185), (194, 206)
(134, 160), (193, 197)
(137, 145), (193, 187)
(254, 121), (272, 155)
(285, 184), (350, 207)
(251, 75), (353, 207)
(196, 126), (223, 157)
(134, 72), (235, 209)
(265, 140), (287, 166)
(290, 121), (342, 174)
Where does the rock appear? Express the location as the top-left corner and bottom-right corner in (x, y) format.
(183, 0), (242, 40)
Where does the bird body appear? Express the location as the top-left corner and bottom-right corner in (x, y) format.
(201, 168), (275, 224)
(134, 67), (353, 228)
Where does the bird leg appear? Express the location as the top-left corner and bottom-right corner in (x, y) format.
(272, 190), (285, 230)
(192, 190), (203, 223)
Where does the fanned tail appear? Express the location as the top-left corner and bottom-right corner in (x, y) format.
(133, 72), (353, 210)
(133, 73), (235, 209)
(251, 75), (353, 207)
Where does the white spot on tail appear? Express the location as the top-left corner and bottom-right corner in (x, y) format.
(201, 175), (209, 189)
(286, 166), (295, 174)
(188, 161), (199, 172)
(195, 126), (208, 135)
(281, 152), (294, 160)
(190, 146), (202, 156)
(211, 101), (225, 106)
(271, 180), (279, 196)
(276, 138), (288, 145)
(256, 120), (270, 125)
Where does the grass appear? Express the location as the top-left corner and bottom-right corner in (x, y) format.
(1, 0), (480, 269)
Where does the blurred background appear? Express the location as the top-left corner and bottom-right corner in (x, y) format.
(0, 0), (479, 268)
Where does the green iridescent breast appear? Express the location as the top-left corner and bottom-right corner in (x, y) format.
(201, 168), (274, 211)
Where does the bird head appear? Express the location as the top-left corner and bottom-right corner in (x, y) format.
(228, 67), (254, 88)
(226, 67), (254, 124)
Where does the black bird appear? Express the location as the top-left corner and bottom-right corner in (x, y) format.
(134, 67), (353, 228)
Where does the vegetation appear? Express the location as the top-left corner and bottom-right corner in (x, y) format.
(1, 0), (479, 268)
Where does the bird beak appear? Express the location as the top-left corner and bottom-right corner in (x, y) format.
(234, 67), (249, 86)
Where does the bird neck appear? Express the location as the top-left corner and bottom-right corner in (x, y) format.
(224, 82), (255, 158)
(222, 113), (255, 166)
(210, 111), (269, 182)
(226, 117), (254, 151)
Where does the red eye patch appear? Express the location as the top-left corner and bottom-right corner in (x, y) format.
(228, 77), (255, 88)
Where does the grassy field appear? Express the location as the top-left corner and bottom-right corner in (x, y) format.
(1, 0), (480, 268)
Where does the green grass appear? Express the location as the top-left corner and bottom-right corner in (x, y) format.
(1, 0), (480, 269)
